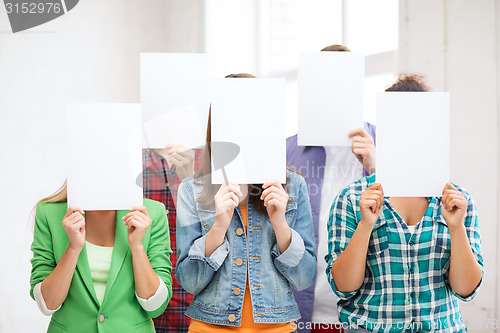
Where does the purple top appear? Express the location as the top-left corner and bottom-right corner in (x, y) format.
(286, 122), (376, 333)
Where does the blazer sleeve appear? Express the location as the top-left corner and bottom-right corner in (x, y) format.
(145, 202), (173, 318)
(30, 203), (56, 300)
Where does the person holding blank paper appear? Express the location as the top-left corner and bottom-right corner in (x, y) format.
(175, 74), (317, 332)
(142, 144), (203, 333)
(288, 44), (376, 333)
(29, 182), (173, 333)
(325, 75), (483, 332)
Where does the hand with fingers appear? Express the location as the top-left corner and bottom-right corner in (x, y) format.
(359, 183), (384, 229)
(62, 206), (86, 251)
(214, 183), (242, 230)
(261, 180), (292, 253)
(123, 206), (152, 249)
(348, 128), (376, 174)
(441, 183), (468, 230)
(261, 181), (289, 227)
(160, 144), (196, 180)
(204, 183), (242, 257)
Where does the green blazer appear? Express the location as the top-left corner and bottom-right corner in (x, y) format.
(30, 199), (173, 333)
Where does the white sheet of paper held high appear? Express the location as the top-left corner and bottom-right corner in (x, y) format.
(140, 53), (209, 149)
(142, 104), (205, 152)
(66, 104), (143, 210)
(376, 92), (450, 197)
(298, 52), (364, 146)
(210, 78), (286, 184)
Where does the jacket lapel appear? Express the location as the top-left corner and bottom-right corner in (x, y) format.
(76, 243), (100, 307)
(102, 209), (130, 302)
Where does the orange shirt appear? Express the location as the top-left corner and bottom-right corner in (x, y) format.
(188, 206), (294, 333)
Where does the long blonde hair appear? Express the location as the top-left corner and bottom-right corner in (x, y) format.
(31, 181), (68, 226)
(38, 180), (68, 204)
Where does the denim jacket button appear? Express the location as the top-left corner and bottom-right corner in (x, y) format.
(235, 228), (244, 236)
(235, 258), (243, 266)
(233, 287), (241, 295)
(228, 314), (236, 322)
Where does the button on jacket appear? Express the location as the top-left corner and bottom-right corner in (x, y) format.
(30, 199), (173, 333)
(175, 171), (317, 326)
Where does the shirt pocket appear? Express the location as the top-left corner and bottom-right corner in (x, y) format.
(432, 216), (451, 267)
(49, 318), (67, 332)
(134, 319), (154, 330)
(198, 208), (217, 232)
(366, 222), (389, 276)
(284, 198), (298, 226)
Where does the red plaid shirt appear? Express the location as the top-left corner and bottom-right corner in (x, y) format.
(142, 148), (202, 333)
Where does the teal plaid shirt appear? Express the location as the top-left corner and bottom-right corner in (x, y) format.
(325, 174), (483, 333)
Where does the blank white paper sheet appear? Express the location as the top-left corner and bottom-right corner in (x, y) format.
(376, 92), (450, 197)
(67, 104), (143, 210)
(298, 52), (364, 146)
(210, 78), (286, 184)
(140, 53), (209, 149)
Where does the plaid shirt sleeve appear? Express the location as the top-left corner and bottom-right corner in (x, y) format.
(142, 148), (197, 333)
(325, 186), (360, 300)
(445, 185), (484, 302)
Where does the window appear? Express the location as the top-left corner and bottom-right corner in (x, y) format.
(346, 0), (399, 124)
(346, 0), (399, 55)
(204, 0), (399, 132)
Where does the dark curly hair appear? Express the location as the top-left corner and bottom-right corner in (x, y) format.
(385, 73), (430, 92)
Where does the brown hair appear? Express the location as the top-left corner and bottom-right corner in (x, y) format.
(225, 73), (257, 79)
(195, 73), (287, 214)
(385, 73), (430, 92)
(321, 44), (351, 52)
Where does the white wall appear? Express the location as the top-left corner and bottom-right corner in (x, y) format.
(399, 0), (499, 331)
(0, 1), (203, 331)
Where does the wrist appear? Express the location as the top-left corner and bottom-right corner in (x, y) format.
(213, 217), (230, 232)
(271, 217), (289, 231)
(209, 222), (228, 239)
(358, 219), (376, 233)
(367, 164), (376, 175)
(448, 223), (466, 237)
(129, 242), (145, 253)
(66, 244), (82, 256)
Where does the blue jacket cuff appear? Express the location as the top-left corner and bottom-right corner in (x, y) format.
(188, 234), (230, 271)
(271, 228), (305, 268)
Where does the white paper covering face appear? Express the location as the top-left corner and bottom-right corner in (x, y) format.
(298, 52), (364, 146)
(210, 78), (286, 184)
(66, 104), (143, 210)
(376, 92), (450, 197)
(140, 53), (209, 149)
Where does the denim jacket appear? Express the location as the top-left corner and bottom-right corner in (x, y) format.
(175, 171), (317, 326)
